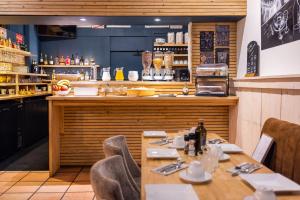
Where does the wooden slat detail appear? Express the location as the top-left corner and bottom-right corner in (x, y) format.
(0, 0), (246, 16)
(191, 22), (237, 79)
(60, 105), (229, 165)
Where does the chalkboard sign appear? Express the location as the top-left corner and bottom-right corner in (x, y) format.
(216, 25), (230, 46)
(246, 41), (260, 77)
(200, 31), (214, 52)
(261, 0), (300, 50)
(200, 52), (214, 64)
(215, 48), (229, 66)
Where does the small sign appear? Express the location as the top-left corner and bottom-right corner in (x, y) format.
(246, 41), (260, 77)
(0, 27), (7, 39)
(16, 33), (24, 44)
(252, 134), (274, 163)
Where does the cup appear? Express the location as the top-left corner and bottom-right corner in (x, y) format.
(253, 187), (276, 200)
(8, 89), (15, 95)
(128, 71), (139, 81)
(216, 145), (224, 159)
(1, 88), (7, 95)
(173, 136), (185, 147)
(187, 161), (205, 179)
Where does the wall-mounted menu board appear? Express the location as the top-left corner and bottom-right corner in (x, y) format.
(216, 25), (230, 46)
(200, 31), (214, 52)
(246, 41), (260, 76)
(215, 48), (229, 66)
(261, 0), (300, 50)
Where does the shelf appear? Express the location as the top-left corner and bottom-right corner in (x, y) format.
(0, 83), (16, 86)
(0, 71), (48, 77)
(196, 76), (228, 79)
(0, 92), (52, 101)
(0, 45), (31, 56)
(18, 83), (49, 86)
(155, 54), (188, 57)
(39, 65), (99, 68)
(154, 43), (188, 47)
(171, 64), (188, 67)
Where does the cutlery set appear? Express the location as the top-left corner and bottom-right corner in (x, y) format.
(153, 159), (187, 175)
(149, 137), (173, 146)
(228, 162), (262, 176)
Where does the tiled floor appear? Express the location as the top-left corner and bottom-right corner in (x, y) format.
(0, 166), (95, 200)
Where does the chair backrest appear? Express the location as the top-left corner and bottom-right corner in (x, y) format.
(103, 135), (141, 190)
(261, 118), (300, 184)
(90, 155), (140, 200)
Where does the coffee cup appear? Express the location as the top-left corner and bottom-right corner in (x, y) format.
(173, 136), (185, 147)
(254, 187), (276, 200)
(187, 161), (205, 179)
(1, 89), (7, 95)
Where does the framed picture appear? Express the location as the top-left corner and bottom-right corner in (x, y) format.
(200, 31), (214, 52)
(200, 52), (214, 64)
(215, 48), (229, 66)
(216, 25), (230, 46)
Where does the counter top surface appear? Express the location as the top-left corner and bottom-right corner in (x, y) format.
(47, 95), (238, 106)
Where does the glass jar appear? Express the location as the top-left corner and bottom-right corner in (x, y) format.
(164, 51), (174, 69)
(153, 52), (163, 72)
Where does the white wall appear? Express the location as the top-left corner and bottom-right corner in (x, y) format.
(237, 0), (300, 78)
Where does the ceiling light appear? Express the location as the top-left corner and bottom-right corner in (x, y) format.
(106, 25), (131, 28)
(145, 25), (169, 29)
(154, 18), (161, 22)
(79, 18), (87, 22)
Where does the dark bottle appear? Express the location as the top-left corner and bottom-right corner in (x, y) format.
(200, 121), (207, 147)
(32, 60), (39, 74)
(39, 52), (44, 65)
(71, 54), (75, 65)
(184, 134), (189, 155)
(195, 119), (205, 155)
(188, 132), (196, 157)
(44, 54), (48, 65)
(79, 56), (84, 66)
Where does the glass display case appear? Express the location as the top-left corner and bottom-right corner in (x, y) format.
(195, 64), (229, 96)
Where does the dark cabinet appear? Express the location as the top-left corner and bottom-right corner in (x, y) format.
(0, 97), (48, 161)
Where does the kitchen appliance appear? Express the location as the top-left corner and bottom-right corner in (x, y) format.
(142, 51), (153, 80)
(164, 51), (174, 81)
(195, 64), (228, 97)
(101, 67), (111, 81)
(153, 52), (163, 80)
(174, 68), (190, 82)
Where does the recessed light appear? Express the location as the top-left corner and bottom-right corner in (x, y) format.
(80, 18), (87, 22)
(154, 18), (161, 22)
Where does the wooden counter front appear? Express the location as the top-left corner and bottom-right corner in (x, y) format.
(47, 95), (238, 175)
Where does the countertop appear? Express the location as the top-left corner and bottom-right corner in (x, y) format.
(47, 95), (238, 106)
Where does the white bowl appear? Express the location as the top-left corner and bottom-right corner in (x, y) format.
(57, 88), (71, 96)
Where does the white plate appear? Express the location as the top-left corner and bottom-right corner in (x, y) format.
(219, 153), (230, 161)
(240, 173), (300, 192)
(179, 171), (212, 183)
(147, 148), (179, 159)
(168, 143), (185, 149)
(219, 144), (243, 153)
(145, 184), (199, 200)
(143, 131), (167, 138)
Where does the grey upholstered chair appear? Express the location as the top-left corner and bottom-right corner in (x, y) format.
(103, 135), (141, 192)
(90, 155), (140, 200)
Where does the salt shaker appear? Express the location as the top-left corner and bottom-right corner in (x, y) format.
(188, 133), (196, 156)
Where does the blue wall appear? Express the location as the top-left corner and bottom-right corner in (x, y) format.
(40, 25), (187, 80)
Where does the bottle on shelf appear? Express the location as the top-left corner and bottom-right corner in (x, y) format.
(59, 56), (65, 65)
(39, 52), (44, 65)
(44, 54), (48, 65)
(79, 56), (84, 66)
(71, 54), (75, 65)
(51, 69), (56, 80)
(65, 56), (71, 65)
(80, 69), (85, 80)
(54, 56), (59, 65)
(75, 54), (80, 65)
(84, 58), (89, 66)
(85, 71), (90, 80)
(32, 60), (39, 74)
(49, 56), (54, 65)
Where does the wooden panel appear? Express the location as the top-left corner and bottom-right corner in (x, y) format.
(191, 22), (237, 79)
(281, 90), (300, 125)
(60, 104), (230, 165)
(261, 89), (282, 126)
(0, 0), (247, 16)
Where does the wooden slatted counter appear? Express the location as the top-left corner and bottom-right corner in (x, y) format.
(47, 95), (238, 176)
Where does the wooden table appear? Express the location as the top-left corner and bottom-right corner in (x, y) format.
(141, 133), (300, 200)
